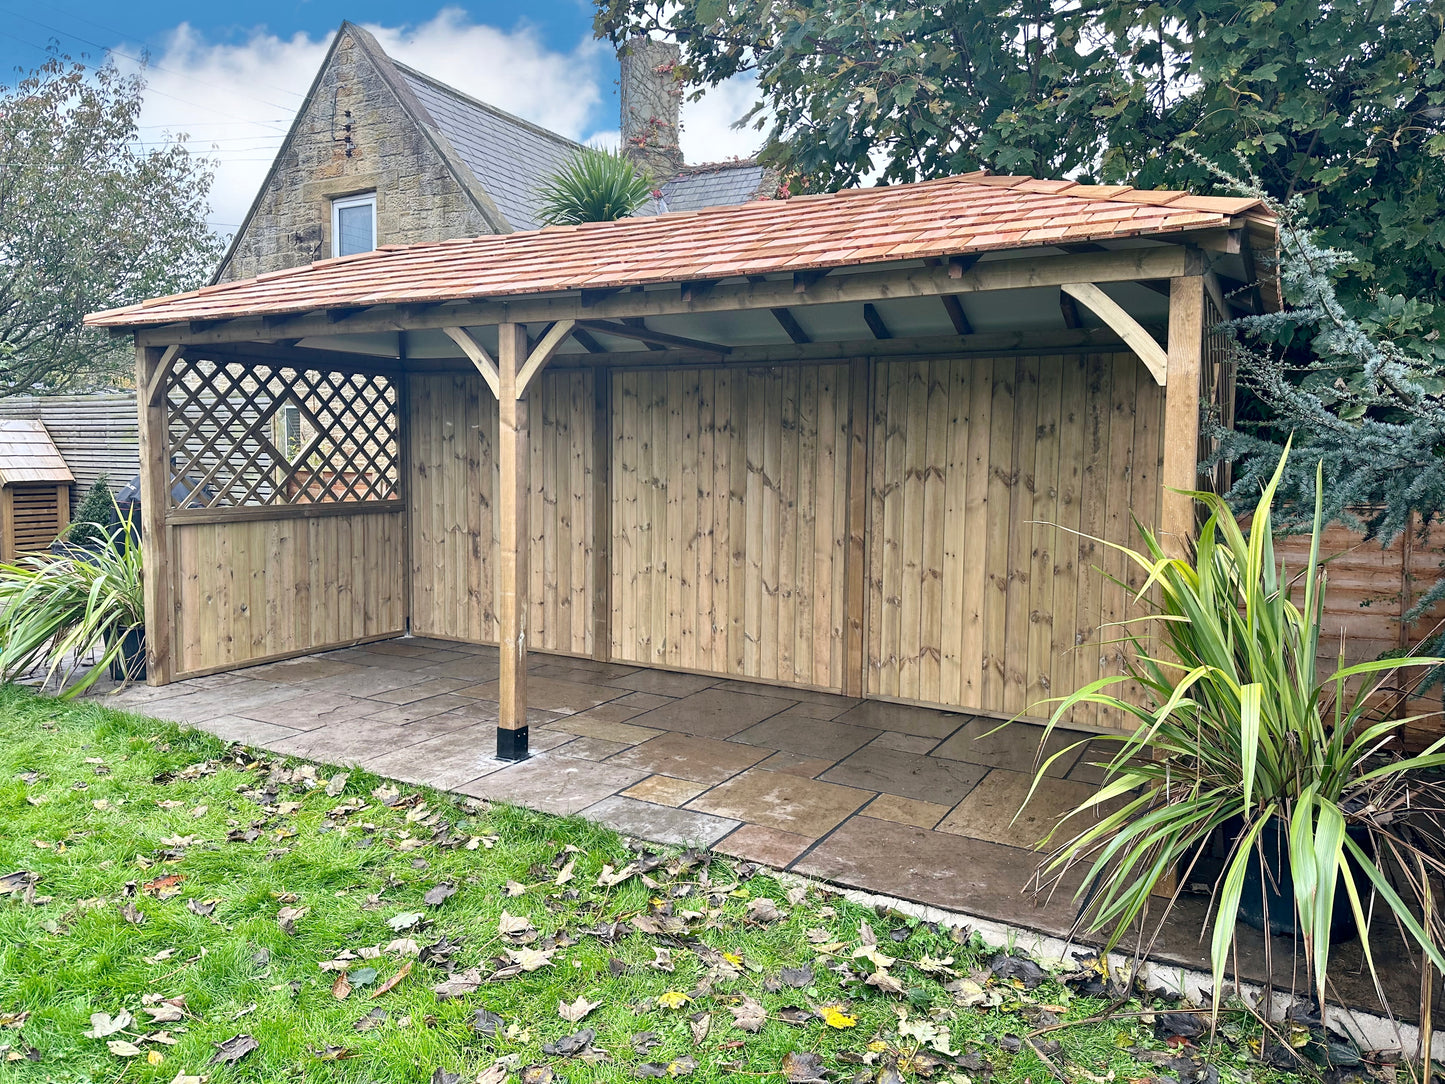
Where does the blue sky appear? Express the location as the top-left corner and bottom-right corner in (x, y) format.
(0, 2), (761, 232)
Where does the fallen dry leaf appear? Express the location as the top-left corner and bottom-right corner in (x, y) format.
(370, 961), (412, 999)
(782, 1051), (827, 1083)
(209, 1034), (258, 1066)
(325, 773), (350, 797)
(558, 995), (599, 1024)
(387, 911), (425, 932)
(746, 898), (785, 924)
(423, 883), (456, 908)
(107, 1041), (143, 1058)
(85, 1010), (133, 1038)
(729, 996), (766, 1033)
(276, 906), (307, 935)
(332, 972), (352, 1001)
(503, 947), (553, 972)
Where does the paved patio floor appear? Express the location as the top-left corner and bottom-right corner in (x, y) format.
(101, 636), (1434, 1023)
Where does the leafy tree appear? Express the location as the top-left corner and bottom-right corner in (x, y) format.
(594, 0), (1445, 321)
(535, 148), (656, 226)
(1215, 185), (1445, 627)
(0, 52), (223, 396)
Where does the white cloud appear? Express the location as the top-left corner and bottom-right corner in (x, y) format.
(114, 9), (765, 235)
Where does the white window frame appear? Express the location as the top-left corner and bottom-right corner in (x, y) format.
(331, 192), (377, 257)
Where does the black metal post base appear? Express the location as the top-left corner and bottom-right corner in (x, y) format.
(496, 725), (529, 761)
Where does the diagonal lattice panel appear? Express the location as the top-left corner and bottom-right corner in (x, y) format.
(163, 357), (400, 510)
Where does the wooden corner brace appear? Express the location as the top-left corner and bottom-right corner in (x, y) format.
(442, 326), (500, 399)
(1059, 282), (1168, 386)
(144, 345), (183, 408)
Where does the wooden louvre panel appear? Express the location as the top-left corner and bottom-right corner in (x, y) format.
(10, 484), (64, 553)
(864, 353), (1165, 729)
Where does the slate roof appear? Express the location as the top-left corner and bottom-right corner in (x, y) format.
(90, 173), (1274, 329)
(398, 63), (584, 232)
(661, 163), (768, 213)
(0, 420), (74, 486)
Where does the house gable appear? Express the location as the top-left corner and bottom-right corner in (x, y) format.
(214, 23), (505, 283)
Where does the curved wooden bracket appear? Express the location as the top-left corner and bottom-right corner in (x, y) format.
(515, 319), (575, 399)
(1060, 282), (1168, 385)
(442, 326), (499, 399)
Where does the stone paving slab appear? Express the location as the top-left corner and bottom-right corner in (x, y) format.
(580, 794), (740, 846)
(931, 716), (1086, 777)
(731, 714), (882, 760)
(820, 745), (988, 805)
(686, 768), (874, 838)
(234, 692), (378, 731)
(627, 687), (795, 739)
(606, 732), (771, 784)
(457, 754), (650, 816)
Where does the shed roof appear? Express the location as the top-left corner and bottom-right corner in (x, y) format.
(0, 420), (75, 486)
(90, 172), (1274, 329)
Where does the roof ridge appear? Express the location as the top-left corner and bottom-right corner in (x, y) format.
(391, 59), (585, 152)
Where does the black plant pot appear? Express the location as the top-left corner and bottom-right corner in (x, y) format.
(1189, 814), (1371, 942)
(109, 627), (146, 682)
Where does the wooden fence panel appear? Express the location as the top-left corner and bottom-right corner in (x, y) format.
(171, 509), (405, 675)
(866, 354), (1164, 728)
(406, 369), (594, 656)
(610, 364), (850, 690)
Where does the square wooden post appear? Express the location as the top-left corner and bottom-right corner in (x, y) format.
(496, 322), (530, 759)
(135, 344), (175, 685)
(1161, 276), (1204, 556)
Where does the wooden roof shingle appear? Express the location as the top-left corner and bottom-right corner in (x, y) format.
(0, 420), (74, 486)
(88, 172), (1274, 329)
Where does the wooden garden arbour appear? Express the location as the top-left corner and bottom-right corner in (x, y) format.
(96, 175), (1274, 760)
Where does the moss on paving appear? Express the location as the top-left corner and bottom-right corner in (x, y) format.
(0, 686), (1294, 1083)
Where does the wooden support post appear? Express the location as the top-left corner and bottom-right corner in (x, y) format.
(1152, 276), (1205, 898)
(136, 344), (175, 685)
(0, 488), (13, 564)
(496, 322), (530, 759)
(842, 356), (871, 698)
(591, 370), (612, 662)
(1160, 276), (1204, 555)
(55, 484), (70, 535)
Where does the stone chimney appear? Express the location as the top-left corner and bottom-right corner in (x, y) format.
(619, 36), (685, 184)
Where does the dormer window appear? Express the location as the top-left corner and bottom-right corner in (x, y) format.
(332, 192), (376, 257)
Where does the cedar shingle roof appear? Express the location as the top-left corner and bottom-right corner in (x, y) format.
(90, 173), (1272, 329)
(0, 420), (74, 486)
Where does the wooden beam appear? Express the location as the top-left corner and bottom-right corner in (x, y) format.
(144, 344), (183, 408)
(1240, 232), (1265, 314)
(133, 247), (1202, 347)
(770, 307), (811, 344)
(495, 322), (530, 759)
(1059, 290), (1083, 330)
(793, 268), (832, 292)
(576, 319), (732, 355)
(624, 316), (666, 351)
(515, 318), (577, 397)
(1161, 275), (1205, 558)
(580, 287), (624, 308)
(862, 303), (892, 340)
(939, 295), (973, 335)
(1203, 270), (1232, 320)
(1152, 228), (1240, 254)
(545, 327), (1129, 369)
(442, 326), (499, 399)
(947, 254), (981, 278)
(1060, 281), (1168, 385)
(681, 279), (718, 302)
(136, 345), (175, 685)
(572, 327), (606, 354)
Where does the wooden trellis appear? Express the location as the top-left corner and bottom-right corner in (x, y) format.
(163, 357), (400, 510)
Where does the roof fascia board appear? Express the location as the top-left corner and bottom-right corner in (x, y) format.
(134, 246), (1200, 348)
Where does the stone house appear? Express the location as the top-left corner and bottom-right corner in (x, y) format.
(215, 23), (774, 283)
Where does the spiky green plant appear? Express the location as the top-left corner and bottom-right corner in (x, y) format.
(535, 148), (655, 226)
(0, 502), (142, 695)
(1024, 441), (1445, 1017)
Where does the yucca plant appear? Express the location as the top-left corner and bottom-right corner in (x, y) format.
(535, 148), (655, 226)
(0, 504), (143, 696)
(1025, 441), (1445, 1018)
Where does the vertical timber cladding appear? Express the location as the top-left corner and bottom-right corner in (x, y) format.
(610, 365), (852, 690)
(865, 353), (1165, 729)
(172, 513), (406, 674)
(407, 369), (595, 655)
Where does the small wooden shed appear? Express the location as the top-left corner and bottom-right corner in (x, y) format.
(86, 172), (1278, 760)
(0, 419), (73, 561)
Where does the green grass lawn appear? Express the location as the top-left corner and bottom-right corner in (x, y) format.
(0, 686), (1299, 1083)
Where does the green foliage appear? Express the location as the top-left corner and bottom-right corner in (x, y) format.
(1214, 187), (1445, 629)
(535, 147), (656, 226)
(0, 503), (143, 695)
(64, 475), (114, 549)
(0, 52), (224, 395)
(593, 0), (1445, 323)
(1025, 445), (1445, 1018)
